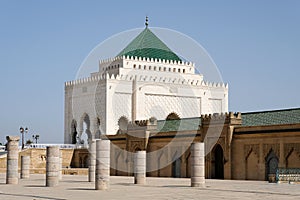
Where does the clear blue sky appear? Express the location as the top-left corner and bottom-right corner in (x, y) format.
(0, 0), (299, 144)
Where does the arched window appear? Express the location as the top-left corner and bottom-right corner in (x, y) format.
(71, 120), (77, 144)
(95, 117), (101, 138)
(80, 113), (91, 145)
(118, 116), (129, 134)
(166, 112), (180, 120)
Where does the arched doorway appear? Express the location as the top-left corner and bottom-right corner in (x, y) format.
(214, 144), (224, 179)
(171, 151), (181, 178)
(265, 150), (278, 180)
(172, 158), (181, 178)
(81, 114), (92, 146)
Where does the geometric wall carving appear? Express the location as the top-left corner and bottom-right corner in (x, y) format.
(244, 144), (259, 159)
(263, 144), (280, 158)
(284, 143), (300, 158)
(145, 94), (201, 119)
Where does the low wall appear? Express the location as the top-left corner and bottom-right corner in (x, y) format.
(0, 148), (75, 173)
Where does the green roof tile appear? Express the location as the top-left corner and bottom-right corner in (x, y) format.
(241, 108), (300, 126)
(157, 117), (201, 132)
(155, 108), (300, 132)
(117, 28), (181, 62)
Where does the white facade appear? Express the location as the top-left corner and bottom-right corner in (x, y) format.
(64, 55), (228, 144)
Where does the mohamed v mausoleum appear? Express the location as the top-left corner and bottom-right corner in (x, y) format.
(61, 20), (300, 181)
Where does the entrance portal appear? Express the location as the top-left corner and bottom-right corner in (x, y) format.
(265, 150), (278, 180)
(214, 144), (224, 179)
(172, 158), (181, 178)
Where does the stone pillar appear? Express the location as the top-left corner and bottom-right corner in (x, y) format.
(95, 139), (110, 190)
(6, 136), (20, 184)
(258, 142), (265, 180)
(191, 142), (205, 187)
(21, 155), (30, 179)
(46, 146), (60, 187)
(59, 151), (62, 180)
(279, 141), (285, 168)
(89, 139), (96, 182)
(134, 151), (146, 185)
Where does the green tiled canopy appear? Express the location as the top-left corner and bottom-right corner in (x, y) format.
(157, 117), (201, 132)
(118, 27), (181, 62)
(241, 108), (300, 127)
(155, 108), (300, 132)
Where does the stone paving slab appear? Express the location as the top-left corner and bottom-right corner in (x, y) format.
(0, 173), (299, 200)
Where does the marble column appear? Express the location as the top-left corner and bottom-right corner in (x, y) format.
(6, 136), (20, 184)
(21, 155), (30, 179)
(134, 151), (146, 185)
(88, 139), (96, 182)
(46, 146), (60, 187)
(191, 142), (205, 187)
(95, 139), (110, 190)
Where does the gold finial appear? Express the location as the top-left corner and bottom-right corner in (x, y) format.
(145, 16), (148, 28)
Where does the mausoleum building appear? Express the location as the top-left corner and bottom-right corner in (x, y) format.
(64, 24), (228, 144)
(63, 21), (300, 181)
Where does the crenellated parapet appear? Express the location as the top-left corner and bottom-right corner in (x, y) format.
(201, 112), (241, 126)
(65, 72), (228, 89)
(99, 55), (195, 68)
(64, 73), (107, 87)
(127, 118), (158, 131)
(65, 55), (229, 89)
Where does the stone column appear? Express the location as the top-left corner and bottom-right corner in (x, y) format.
(89, 139), (96, 182)
(46, 146), (60, 187)
(258, 142), (265, 180)
(191, 142), (205, 187)
(134, 151), (146, 185)
(59, 151), (62, 180)
(95, 139), (110, 190)
(6, 136), (20, 184)
(279, 141), (285, 168)
(21, 155), (30, 179)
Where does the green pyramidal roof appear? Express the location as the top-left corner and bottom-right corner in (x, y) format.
(117, 27), (181, 62)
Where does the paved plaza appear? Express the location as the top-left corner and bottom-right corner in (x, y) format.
(0, 173), (299, 200)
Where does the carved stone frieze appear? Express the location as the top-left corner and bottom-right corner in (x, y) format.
(263, 143), (280, 158)
(284, 143), (300, 158)
(244, 144), (259, 159)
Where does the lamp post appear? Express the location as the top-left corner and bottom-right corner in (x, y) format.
(19, 127), (28, 149)
(32, 134), (40, 144)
